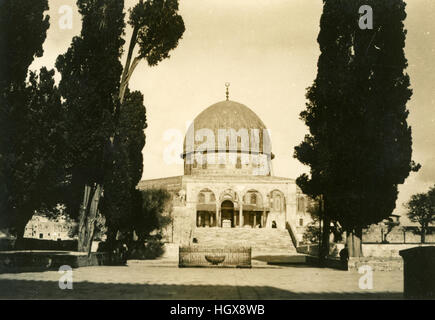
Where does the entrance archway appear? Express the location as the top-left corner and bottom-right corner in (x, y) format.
(220, 200), (235, 228)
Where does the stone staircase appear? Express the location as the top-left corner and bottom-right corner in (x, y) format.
(191, 227), (297, 256)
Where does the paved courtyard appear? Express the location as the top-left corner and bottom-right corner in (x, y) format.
(0, 260), (403, 299)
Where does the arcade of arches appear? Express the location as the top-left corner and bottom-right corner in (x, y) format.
(196, 188), (285, 229)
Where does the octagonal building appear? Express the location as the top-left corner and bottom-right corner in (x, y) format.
(138, 95), (310, 255)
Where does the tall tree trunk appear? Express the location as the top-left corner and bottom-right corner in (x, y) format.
(421, 227), (426, 244)
(318, 196), (329, 265)
(13, 220), (27, 250)
(15, 221), (26, 241)
(318, 216), (322, 259)
(119, 26), (139, 106)
(346, 227), (363, 258)
(320, 215), (330, 265)
(77, 184), (102, 253)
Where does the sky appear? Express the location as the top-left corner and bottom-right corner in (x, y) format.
(32, 0), (435, 221)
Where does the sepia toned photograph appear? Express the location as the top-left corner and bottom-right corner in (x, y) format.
(0, 0), (434, 306)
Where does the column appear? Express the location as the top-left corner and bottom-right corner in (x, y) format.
(253, 213), (257, 228)
(239, 203), (243, 227)
(233, 211), (237, 228)
(216, 202), (220, 228)
(198, 213), (202, 227)
(262, 209), (266, 228)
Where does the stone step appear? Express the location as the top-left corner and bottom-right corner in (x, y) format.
(192, 228), (296, 254)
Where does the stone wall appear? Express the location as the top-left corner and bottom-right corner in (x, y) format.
(362, 243), (434, 258)
(363, 224), (435, 244)
(297, 242), (434, 259)
(348, 257), (403, 271)
(0, 251), (114, 272)
(166, 206), (195, 246)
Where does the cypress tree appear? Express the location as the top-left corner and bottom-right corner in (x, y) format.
(0, 1), (66, 237)
(56, 0), (126, 252)
(295, 0), (418, 257)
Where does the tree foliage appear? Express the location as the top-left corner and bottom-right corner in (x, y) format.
(0, 0), (67, 236)
(129, 0), (185, 66)
(55, 0), (126, 252)
(103, 0), (182, 242)
(0, 0), (184, 246)
(101, 89), (147, 241)
(119, 0), (185, 104)
(302, 199), (343, 244)
(405, 185), (435, 243)
(56, 0), (182, 251)
(294, 0), (418, 256)
(0, 0), (49, 87)
(55, 0), (126, 220)
(130, 189), (172, 242)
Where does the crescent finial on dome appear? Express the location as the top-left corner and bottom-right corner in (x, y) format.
(225, 82), (230, 101)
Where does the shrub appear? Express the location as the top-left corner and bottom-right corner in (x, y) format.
(127, 235), (165, 260)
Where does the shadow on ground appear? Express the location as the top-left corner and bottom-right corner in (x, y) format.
(0, 279), (403, 300)
(252, 255), (313, 268)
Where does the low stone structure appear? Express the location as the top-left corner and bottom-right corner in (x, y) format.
(0, 251), (112, 273)
(179, 245), (251, 268)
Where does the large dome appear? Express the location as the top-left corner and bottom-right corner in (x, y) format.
(194, 100), (267, 134)
(183, 100), (273, 176)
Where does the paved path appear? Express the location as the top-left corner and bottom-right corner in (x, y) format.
(0, 261), (403, 299)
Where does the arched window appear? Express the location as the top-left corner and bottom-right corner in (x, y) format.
(251, 193), (257, 205)
(274, 196), (281, 211)
(198, 193), (205, 203)
(198, 188), (215, 204)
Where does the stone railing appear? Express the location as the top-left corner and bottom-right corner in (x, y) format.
(285, 222), (299, 248)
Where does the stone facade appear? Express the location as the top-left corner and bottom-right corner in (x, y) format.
(139, 175), (311, 245)
(24, 215), (76, 241)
